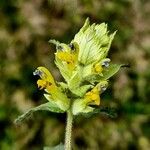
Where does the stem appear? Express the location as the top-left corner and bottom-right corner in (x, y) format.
(65, 109), (73, 150)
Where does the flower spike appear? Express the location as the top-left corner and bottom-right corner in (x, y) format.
(16, 18), (123, 150)
(32, 18), (122, 115)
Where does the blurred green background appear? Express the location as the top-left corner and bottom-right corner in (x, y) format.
(0, 0), (150, 150)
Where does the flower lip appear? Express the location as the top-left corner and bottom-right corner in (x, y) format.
(68, 43), (75, 51)
(101, 58), (111, 67)
(101, 86), (107, 92)
(97, 81), (108, 92)
(33, 69), (43, 77)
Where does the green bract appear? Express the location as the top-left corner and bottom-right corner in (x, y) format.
(15, 18), (122, 122)
(74, 18), (116, 65)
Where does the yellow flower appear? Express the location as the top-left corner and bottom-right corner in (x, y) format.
(72, 84), (102, 115)
(55, 42), (79, 70)
(92, 58), (111, 74)
(33, 66), (70, 111)
(84, 86), (100, 105)
(93, 63), (103, 73)
(56, 51), (76, 69)
(33, 66), (56, 93)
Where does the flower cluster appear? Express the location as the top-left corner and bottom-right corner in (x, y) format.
(33, 18), (121, 115)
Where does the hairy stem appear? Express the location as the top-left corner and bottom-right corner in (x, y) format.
(65, 109), (73, 150)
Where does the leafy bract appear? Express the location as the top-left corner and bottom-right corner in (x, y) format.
(72, 98), (94, 115)
(55, 56), (72, 82)
(102, 64), (123, 80)
(84, 64), (123, 83)
(74, 18), (116, 65)
(79, 106), (117, 118)
(14, 102), (64, 124)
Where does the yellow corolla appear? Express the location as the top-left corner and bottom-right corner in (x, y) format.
(92, 58), (111, 74)
(33, 66), (70, 111)
(93, 63), (103, 73)
(84, 86), (100, 105)
(56, 51), (76, 69)
(33, 66), (56, 93)
(55, 42), (79, 70)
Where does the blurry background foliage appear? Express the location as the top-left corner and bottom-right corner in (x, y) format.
(0, 0), (150, 150)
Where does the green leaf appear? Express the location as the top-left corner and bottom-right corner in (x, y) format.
(14, 102), (64, 124)
(74, 18), (116, 65)
(79, 106), (117, 118)
(68, 70), (82, 90)
(94, 106), (117, 118)
(44, 92), (70, 112)
(72, 98), (94, 115)
(55, 57), (72, 82)
(84, 74), (102, 83)
(84, 64), (124, 83)
(101, 31), (117, 59)
(44, 143), (64, 150)
(102, 64), (122, 80)
(57, 82), (68, 90)
(70, 84), (92, 97)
